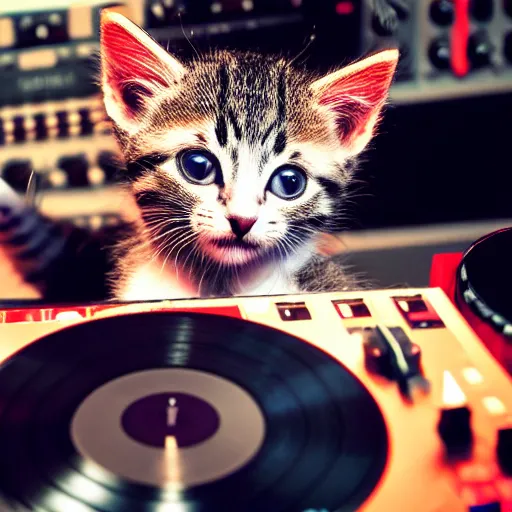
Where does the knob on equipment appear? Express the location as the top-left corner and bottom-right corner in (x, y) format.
(497, 426), (512, 475)
(362, 324), (430, 400)
(437, 372), (473, 457)
(429, 0), (454, 25)
(468, 31), (494, 69)
(429, 37), (451, 70)
(438, 406), (473, 456)
(471, 0), (494, 21)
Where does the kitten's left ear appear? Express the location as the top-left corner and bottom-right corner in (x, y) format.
(311, 49), (399, 155)
(100, 10), (186, 134)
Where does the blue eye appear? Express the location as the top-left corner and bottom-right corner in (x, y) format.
(179, 150), (218, 185)
(268, 167), (307, 200)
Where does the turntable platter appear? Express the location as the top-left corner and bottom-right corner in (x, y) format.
(0, 312), (388, 511)
(458, 227), (512, 323)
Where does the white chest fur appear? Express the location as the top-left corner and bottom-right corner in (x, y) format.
(116, 246), (314, 301)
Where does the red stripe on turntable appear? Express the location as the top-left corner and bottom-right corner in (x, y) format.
(0, 304), (242, 324)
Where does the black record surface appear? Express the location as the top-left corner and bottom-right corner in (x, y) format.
(0, 312), (388, 511)
(459, 227), (512, 322)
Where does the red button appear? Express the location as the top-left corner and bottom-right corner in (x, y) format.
(335, 1), (355, 15)
(393, 295), (445, 329)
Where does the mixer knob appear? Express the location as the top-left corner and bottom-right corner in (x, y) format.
(429, 37), (451, 70)
(438, 406), (473, 457)
(497, 426), (512, 475)
(17, 12), (68, 48)
(468, 31), (494, 69)
(471, 0), (494, 21)
(438, 372), (473, 457)
(362, 326), (421, 379)
(429, 0), (454, 26)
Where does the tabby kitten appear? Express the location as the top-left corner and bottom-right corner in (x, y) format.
(0, 12), (398, 302)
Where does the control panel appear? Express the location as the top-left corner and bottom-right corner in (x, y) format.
(0, 287), (511, 510)
(366, 0), (512, 102)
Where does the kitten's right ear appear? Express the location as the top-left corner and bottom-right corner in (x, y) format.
(100, 10), (186, 134)
(311, 49), (398, 156)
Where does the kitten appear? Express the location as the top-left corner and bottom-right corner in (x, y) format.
(0, 12), (398, 303)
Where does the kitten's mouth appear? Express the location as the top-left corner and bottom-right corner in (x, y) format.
(203, 236), (261, 265)
(211, 237), (260, 250)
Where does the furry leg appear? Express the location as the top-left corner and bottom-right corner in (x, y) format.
(0, 178), (115, 302)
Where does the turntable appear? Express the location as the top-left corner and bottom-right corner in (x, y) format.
(0, 287), (511, 511)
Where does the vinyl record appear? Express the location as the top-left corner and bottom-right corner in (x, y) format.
(0, 311), (388, 511)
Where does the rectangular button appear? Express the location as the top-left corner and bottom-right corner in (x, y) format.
(276, 302), (311, 321)
(333, 298), (371, 319)
(462, 367), (484, 385)
(393, 294), (445, 329)
(482, 396), (507, 416)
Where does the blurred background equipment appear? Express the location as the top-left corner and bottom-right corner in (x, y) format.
(0, 0), (511, 289)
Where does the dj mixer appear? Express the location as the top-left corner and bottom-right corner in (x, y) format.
(0, 287), (511, 510)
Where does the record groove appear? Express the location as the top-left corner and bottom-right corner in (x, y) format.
(0, 312), (388, 511)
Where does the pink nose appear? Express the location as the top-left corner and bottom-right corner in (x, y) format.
(228, 216), (257, 238)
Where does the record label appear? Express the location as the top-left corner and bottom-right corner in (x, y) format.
(71, 368), (266, 488)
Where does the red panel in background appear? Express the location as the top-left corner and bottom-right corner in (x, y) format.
(430, 252), (463, 301)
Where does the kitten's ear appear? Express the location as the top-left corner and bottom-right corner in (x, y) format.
(311, 49), (398, 155)
(100, 10), (186, 133)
